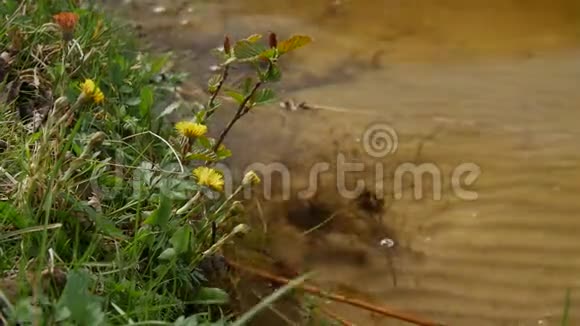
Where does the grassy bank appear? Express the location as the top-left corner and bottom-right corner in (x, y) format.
(0, 0), (311, 324)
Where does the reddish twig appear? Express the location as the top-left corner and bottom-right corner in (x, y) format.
(226, 259), (444, 326)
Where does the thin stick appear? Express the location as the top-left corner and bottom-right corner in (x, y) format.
(226, 259), (444, 326)
(212, 81), (261, 153)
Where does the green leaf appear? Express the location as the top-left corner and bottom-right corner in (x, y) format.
(197, 136), (213, 150)
(225, 90), (245, 104)
(170, 226), (192, 254)
(216, 146), (232, 160)
(150, 53), (170, 75)
(234, 40), (268, 61)
(186, 148), (218, 162)
(245, 34), (263, 43)
(158, 248), (176, 260)
(208, 74), (222, 93)
(192, 287), (230, 305)
(240, 78), (254, 95)
(144, 194), (172, 229)
(277, 35), (312, 55)
(263, 64), (282, 82)
(57, 270), (106, 325)
(13, 298), (36, 323)
(125, 97), (141, 106)
(139, 86), (154, 117)
(258, 48), (277, 60)
(253, 88), (276, 106)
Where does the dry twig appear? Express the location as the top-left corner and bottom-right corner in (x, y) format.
(226, 259), (445, 326)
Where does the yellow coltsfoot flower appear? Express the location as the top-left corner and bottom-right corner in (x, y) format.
(79, 79), (105, 104)
(193, 166), (224, 192)
(80, 79), (96, 95)
(92, 88), (104, 104)
(175, 121), (208, 138)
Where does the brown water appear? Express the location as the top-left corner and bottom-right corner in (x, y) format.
(112, 1), (580, 325)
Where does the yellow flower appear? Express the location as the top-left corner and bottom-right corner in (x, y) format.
(79, 79), (105, 104)
(92, 88), (104, 104)
(80, 79), (96, 95)
(175, 121), (208, 138)
(193, 166), (224, 191)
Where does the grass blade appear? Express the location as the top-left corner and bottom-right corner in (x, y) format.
(561, 288), (572, 326)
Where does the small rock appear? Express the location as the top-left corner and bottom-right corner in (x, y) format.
(152, 6), (166, 14)
(380, 238), (395, 248)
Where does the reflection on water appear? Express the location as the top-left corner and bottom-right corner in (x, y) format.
(115, 1), (580, 325)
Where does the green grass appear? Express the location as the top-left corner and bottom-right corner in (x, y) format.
(0, 0), (311, 324)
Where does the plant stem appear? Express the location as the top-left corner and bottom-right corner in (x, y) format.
(212, 81), (261, 153)
(206, 65), (230, 119)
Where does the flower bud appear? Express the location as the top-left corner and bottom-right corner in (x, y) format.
(268, 32), (277, 48)
(223, 35), (231, 55)
(242, 170), (260, 186)
(88, 131), (106, 149)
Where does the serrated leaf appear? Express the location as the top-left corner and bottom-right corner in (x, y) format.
(277, 35), (312, 54)
(158, 248), (176, 260)
(208, 74), (221, 93)
(245, 34), (263, 43)
(187, 148), (218, 162)
(234, 40), (268, 61)
(259, 48), (278, 60)
(253, 88), (276, 105)
(197, 136), (213, 150)
(263, 65), (282, 82)
(239, 79), (252, 96)
(216, 145), (232, 160)
(170, 226), (192, 254)
(225, 90), (245, 104)
(192, 287), (230, 305)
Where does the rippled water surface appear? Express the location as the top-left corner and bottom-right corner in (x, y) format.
(112, 1), (580, 325)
